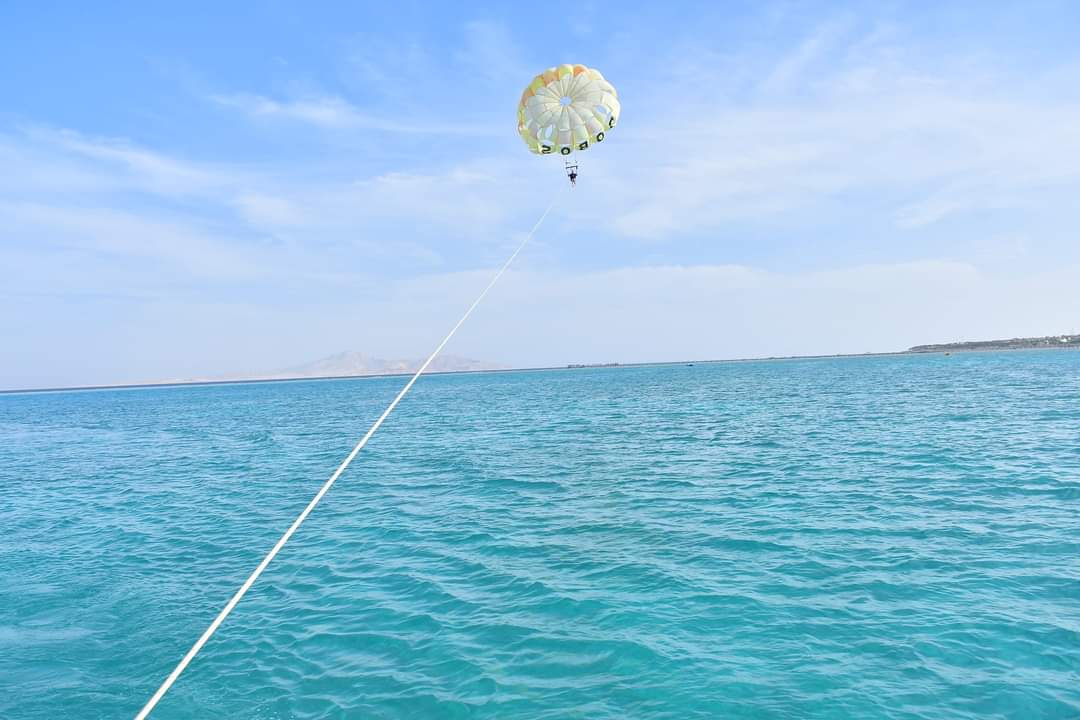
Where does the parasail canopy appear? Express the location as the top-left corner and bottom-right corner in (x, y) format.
(517, 64), (620, 156)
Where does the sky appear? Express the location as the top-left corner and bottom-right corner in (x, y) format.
(2, 1), (1080, 389)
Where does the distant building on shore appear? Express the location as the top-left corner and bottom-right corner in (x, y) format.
(909, 334), (1080, 353)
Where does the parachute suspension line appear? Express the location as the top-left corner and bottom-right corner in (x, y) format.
(134, 191), (564, 720)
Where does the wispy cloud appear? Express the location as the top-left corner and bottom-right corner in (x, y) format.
(456, 19), (531, 84)
(211, 92), (499, 136)
(2, 200), (265, 281)
(584, 33), (1080, 240)
(5, 5), (1080, 388)
(42, 129), (223, 193)
(234, 193), (304, 227)
(5, 127), (245, 199)
(0, 124), (543, 298)
(760, 18), (852, 95)
(213, 93), (360, 128)
(335, 259), (1080, 369)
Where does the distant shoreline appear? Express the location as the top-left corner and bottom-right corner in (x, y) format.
(4, 344), (1078, 396)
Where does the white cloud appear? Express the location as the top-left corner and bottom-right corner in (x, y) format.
(212, 93), (361, 128)
(0, 126), (541, 275)
(384, 260), (1080, 367)
(211, 92), (499, 136)
(26, 127), (234, 196)
(10, 256), (1078, 390)
(1, 127), (253, 206)
(588, 69), (1080, 240)
(234, 193), (304, 227)
(760, 18), (852, 95)
(197, 18), (1080, 247)
(456, 20), (530, 84)
(2, 200), (264, 281)
(5, 12), (1080, 388)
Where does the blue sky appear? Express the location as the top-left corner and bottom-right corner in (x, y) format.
(3, 1), (1080, 388)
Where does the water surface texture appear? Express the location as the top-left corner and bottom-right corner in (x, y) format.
(2, 352), (1079, 719)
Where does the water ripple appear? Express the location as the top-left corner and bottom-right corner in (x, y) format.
(2, 352), (1079, 718)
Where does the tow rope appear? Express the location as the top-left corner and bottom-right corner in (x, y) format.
(135, 191), (563, 719)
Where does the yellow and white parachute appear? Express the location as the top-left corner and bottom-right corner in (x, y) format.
(517, 64), (620, 156)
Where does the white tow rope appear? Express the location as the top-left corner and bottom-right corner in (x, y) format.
(135, 192), (563, 719)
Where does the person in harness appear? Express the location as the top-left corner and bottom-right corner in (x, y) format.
(565, 160), (578, 186)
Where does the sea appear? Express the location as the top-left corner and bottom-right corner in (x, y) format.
(1, 351), (1078, 719)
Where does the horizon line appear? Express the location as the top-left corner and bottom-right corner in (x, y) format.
(9, 345), (1075, 396)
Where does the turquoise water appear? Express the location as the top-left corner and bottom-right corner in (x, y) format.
(2, 352), (1079, 719)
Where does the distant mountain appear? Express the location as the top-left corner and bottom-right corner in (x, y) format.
(263, 351), (507, 379)
(909, 334), (1080, 353)
(31, 352), (509, 392)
